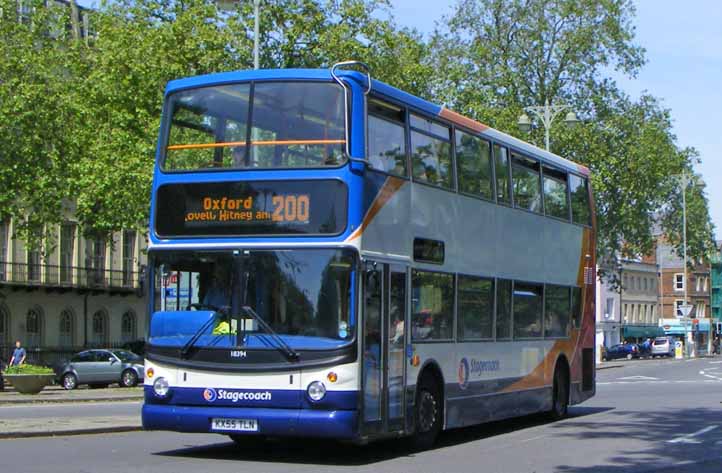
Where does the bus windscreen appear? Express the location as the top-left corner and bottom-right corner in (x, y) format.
(154, 179), (347, 237)
(163, 81), (346, 171)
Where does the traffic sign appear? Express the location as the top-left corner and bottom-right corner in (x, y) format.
(678, 304), (693, 318)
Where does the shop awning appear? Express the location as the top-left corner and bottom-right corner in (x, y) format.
(621, 325), (665, 338)
(660, 318), (712, 335)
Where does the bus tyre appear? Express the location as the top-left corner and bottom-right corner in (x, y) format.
(548, 365), (569, 421)
(411, 375), (442, 450)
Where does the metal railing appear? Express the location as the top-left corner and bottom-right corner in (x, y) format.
(0, 261), (139, 291)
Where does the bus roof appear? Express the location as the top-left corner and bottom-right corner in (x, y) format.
(165, 68), (589, 177)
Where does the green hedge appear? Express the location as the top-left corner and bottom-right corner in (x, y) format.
(4, 364), (54, 375)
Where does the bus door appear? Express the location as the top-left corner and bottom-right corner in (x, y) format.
(361, 261), (407, 436)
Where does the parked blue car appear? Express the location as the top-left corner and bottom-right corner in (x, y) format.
(602, 343), (640, 361)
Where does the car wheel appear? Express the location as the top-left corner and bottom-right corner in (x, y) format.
(62, 373), (77, 390)
(626, 353), (632, 360)
(548, 364), (569, 421)
(410, 374), (443, 451)
(120, 369), (138, 388)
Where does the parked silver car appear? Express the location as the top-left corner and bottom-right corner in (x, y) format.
(651, 337), (675, 357)
(56, 349), (144, 390)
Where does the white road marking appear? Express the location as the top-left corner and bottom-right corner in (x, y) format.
(667, 425), (719, 444)
(617, 375), (659, 380)
(709, 361), (722, 364)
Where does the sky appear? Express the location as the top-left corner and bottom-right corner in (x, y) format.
(388, 0), (722, 238)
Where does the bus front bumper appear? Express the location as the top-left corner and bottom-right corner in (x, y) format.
(142, 404), (358, 439)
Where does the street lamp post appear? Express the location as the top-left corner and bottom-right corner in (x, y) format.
(677, 173), (693, 357)
(253, 0), (260, 70)
(517, 99), (579, 151)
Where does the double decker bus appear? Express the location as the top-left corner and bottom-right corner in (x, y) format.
(142, 62), (596, 448)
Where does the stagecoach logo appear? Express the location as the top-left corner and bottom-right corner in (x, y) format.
(203, 388), (218, 402)
(458, 358), (470, 390)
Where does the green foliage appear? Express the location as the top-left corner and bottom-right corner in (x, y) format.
(4, 364), (54, 375)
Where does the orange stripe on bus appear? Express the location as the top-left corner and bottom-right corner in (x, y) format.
(346, 177), (406, 242)
(167, 139), (346, 151)
(438, 108), (489, 134)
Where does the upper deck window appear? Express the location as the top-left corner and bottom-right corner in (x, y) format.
(164, 81), (346, 171)
(367, 100), (407, 176)
(456, 131), (493, 200)
(569, 174), (592, 226)
(511, 154), (542, 213)
(410, 114), (453, 189)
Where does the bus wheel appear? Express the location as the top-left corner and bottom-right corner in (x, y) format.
(548, 364), (569, 421)
(411, 374), (442, 450)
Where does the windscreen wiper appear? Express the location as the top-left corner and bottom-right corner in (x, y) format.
(240, 305), (300, 361)
(180, 304), (229, 358)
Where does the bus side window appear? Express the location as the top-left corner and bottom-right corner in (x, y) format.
(570, 175), (592, 225)
(513, 282), (543, 339)
(544, 285), (571, 338)
(495, 279), (512, 340)
(542, 166), (570, 221)
(456, 131), (493, 200)
(494, 145), (511, 205)
(367, 100), (407, 176)
(410, 115), (453, 189)
(511, 154), (542, 214)
(411, 270), (454, 341)
(571, 286), (582, 328)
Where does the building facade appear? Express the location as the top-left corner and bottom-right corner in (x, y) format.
(620, 258), (662, 341)
(596, 263), (621, 353)
(0, 216), (147, 364)
(656, 235), (712, 353)
(711, 241), (721, 322)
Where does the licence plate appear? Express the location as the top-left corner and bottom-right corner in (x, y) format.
(211, 418), (258, 432)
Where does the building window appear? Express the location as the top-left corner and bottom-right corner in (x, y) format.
(457, 275), (494, 340)
(411, 270), (454, 341)
(367, 99), (407, 176)
(122, 230), (136, 287)
(0, 219), (8, 281)
(86, 236), (106, 286)
(605, 297), (615, 320)
(27, 247), (40, 282)
(26, 307), (43, 348)
(511, 154), (542, 214)
(0, 303), (9, 345)
(704, 277), (709, 292)
(121, 311), (136, 342)
(675, 300), (685, 317)
(91, 310), (108, 346)
(513, 282), (543, 338)
(60, 223), (76, 284)
(456, 131), (493, 200)
(410, 115), (453, 189)
(674, 273), (684, 291)
(696, 302), (706, 318)
(59, 309), (74, 347)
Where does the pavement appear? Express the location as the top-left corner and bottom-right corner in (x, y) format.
(0, 384), (143, 439)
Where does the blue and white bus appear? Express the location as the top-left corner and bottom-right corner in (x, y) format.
(142, 62), (597, 448)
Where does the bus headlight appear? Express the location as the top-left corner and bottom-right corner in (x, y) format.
(307, 381), (326, 401)
(153, 377), (170, 397)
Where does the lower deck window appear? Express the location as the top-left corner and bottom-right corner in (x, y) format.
(411, 270), (454, 340)
(545, 285), (571, 338)
(513, 282), (543, 338)
(458, 275), (494, 340)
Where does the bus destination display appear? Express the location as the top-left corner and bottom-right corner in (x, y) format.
(155, 180), (347, 237)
